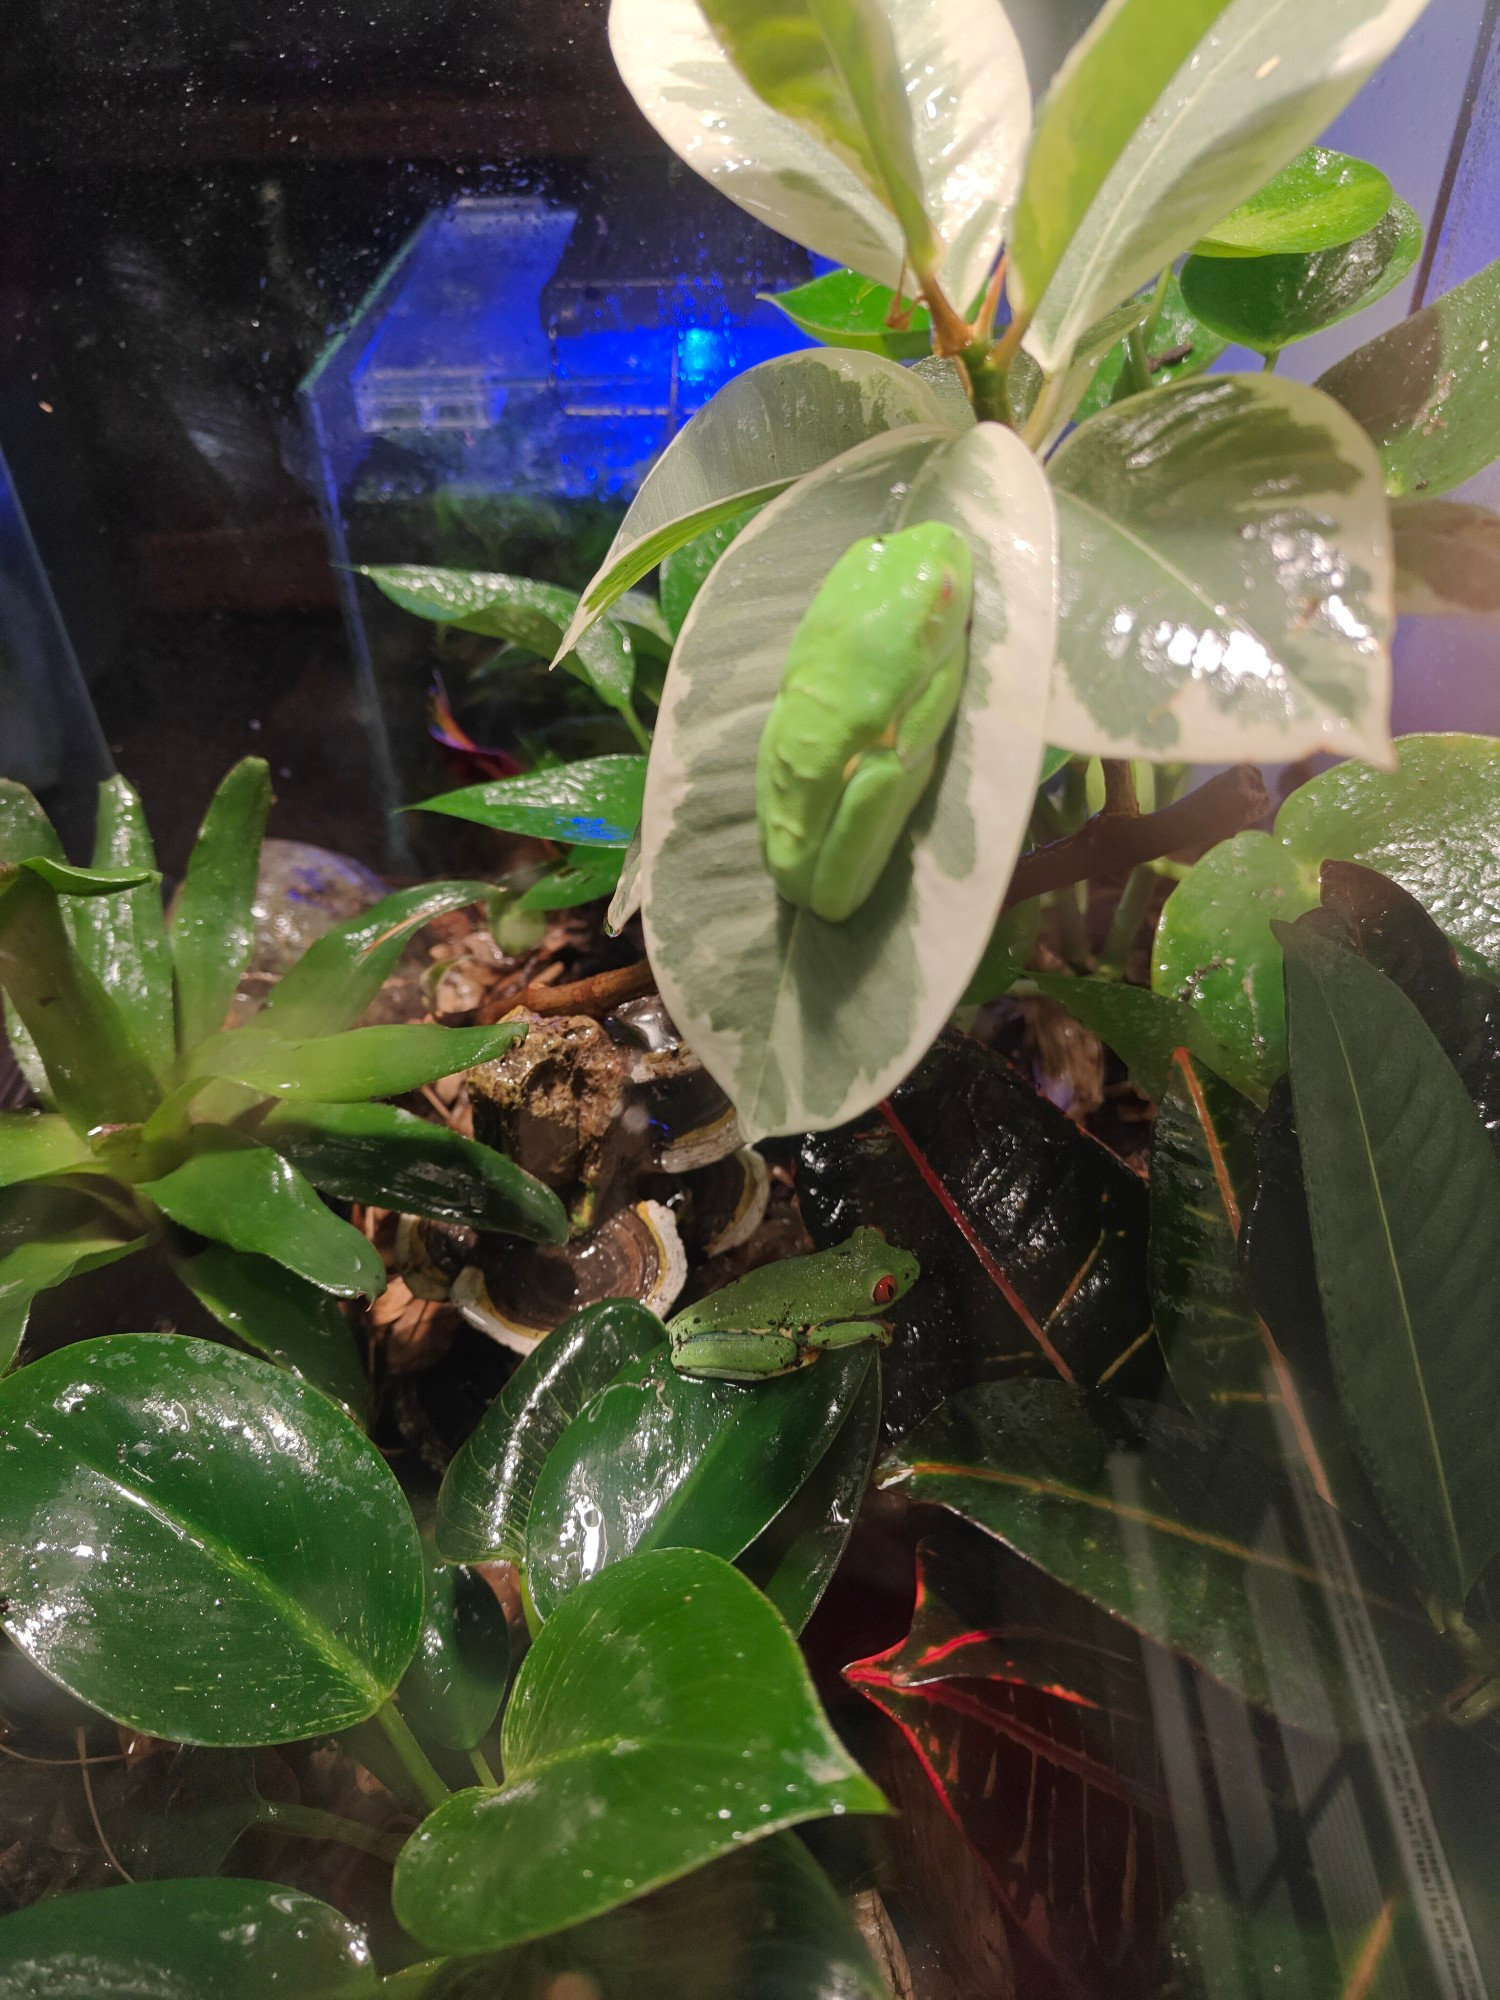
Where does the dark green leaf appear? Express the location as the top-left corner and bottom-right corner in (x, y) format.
(612, 589), (675, 662)
(1193, 146), (1394, 258)
(141, 1132), (386, 1298)
(261, 879), (496, 1039)
(0, 1183), (145, 1371)
(658, 506), (762, 637)
(409, 755), (646, 848)
(417, 1836), (885, 2000)
(0, 866), (161, 1130)
(18, 856), (155, 897)
(1181, 197), (1421, 352)
(399, 1528), (509, 1751)
(737, 1355), (880, 1631)
(1319, 251), (1500, 497)
(73, 775), (175, 1079)
(0, 1110), (89, 1187)
(959, 900), (1040, 1005)
(1393, 497), (1500, 619)
(525, 1344), (873, 1620)
(191, 1020), (522, 1103)
(170, 758), (272, 1052)
(1283, 923), (1500, 1600)
(391, 1548), (885, 1954)
(436, 1299), (668, 1566)
(762, 267), (932, 359)
(1031, 972), (1266, 1105)
(888, 1379), (1457, 1736)
(0, 1334), (423, 1742)
(0, 780), (61, 869)
(260, 1099), (567, 1242)
(1163, 1895), (1381, 1998)
(172, 1241), (369, 1421)
(89, 1746), (267, 1884)
(362, 564), (575, 646)
(1072, 274), (1228, 422)
(518, 844), (624, 912)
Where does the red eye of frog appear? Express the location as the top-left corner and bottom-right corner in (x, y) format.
(872, 1273), (899, 1306)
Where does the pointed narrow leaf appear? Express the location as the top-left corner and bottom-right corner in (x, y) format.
(410, 757), (645, 849)
(1318, 252), (1500, 496)
(519, 844), (624, 912)
(0, 1184), (145, 1371)
(1283, 923), (1500, 1599)
(191, 1020), (522, 1103)
(1393, 499), (1500, 620)
(0, 1335), (423, 1743)
(261, 1099), (567, 1242)
(554, 349), (959, 660)
(1193, 146), (1394, 258)
(606, 830), (644, 935)
(73, 775), (175, 1078)
(399, 1529), (509, 1752)
(363, 566), (576, 646)
(0, 784), (65, 1104)
(1072, 274), (1228, 422)
(658, 506), (763, 637)
(141, 1134), (386, 1298)
(643, 421), (1056, 1138)
(1047, 374), (1394, 765)
(171, 758), (272, 1051)
(392, 1548), (885, 1954)
(173, 1242), (369, 1421)
(763, 267), (933, 359)
(19, 856), (154, 896)
(0, 1110), (90, 1187)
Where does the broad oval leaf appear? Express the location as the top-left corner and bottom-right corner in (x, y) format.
(1179, 196), (1421, 353)
(886, 1378), (1457, 1737)
(609, 0), (1027, 314)
(642, 420), (1056, 1139)
(261, 1099), (567, 1242)
(437, 1299), (668, 1565)
(554, 348), (959, 660)
(140, 1133), (386, 1298)
(1192, 145), (1393, 258)
(74, 775), (175, 1080)
(1028, 970), (1265, 1104)
(391, 1547), (885, 1954)
(1284, 924), (1500, 1601)
(172, 1241), (370, 1422)
(170, 758), (272, 1053)
(1046, 373), (1394, 766)
(1317, 251), (1500, 497)
(0, 1334), (423, 1743)
(763, 267), (934, 359)
(399, 1528), (509, 1752)
(0, 1879), (379, 2000)
(191, 1019), (522, 1103)
(1017, 0), (1431, 374)
(0, 1184), (145, 1372)
(409, 756), (646, 848)
(524, 1343), (873, 1620)
(1393, 498), (1500, 620)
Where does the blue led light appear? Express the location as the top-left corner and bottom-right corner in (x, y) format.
(677, 325), (732, 386)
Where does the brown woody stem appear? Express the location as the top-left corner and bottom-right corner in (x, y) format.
(516, 960), (656, 1017)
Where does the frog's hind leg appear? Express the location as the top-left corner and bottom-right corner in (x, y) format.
(808, 1319), (892, 1353)
(671, 1331), (807, 1381)
(808, 748), (934, 922)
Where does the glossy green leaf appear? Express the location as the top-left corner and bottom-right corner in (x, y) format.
(1284, 924), (1500, 1600)
(1163, 1894), (1399, 1999)
(170, 758), (272, 1052)
(0, 1334), (423, 1742)
(960, 900), (1041, 1005)
(1180, 197), (1421, 353)
(418, 1835), (885, 2000)
(172, 1241), (369, 1421)
(140, 1133), (386, 1298)
(518, 844), (624, 911)
(1393, 498), (1500, 619)
(1153, 832), (1319, 1087)
(1071, 275), (1228, 423)
(0, 1109), (90, 1186)
(0, 784), (65, 1104)
(1016, 0), (1430, 374)
(613, 589), (675, 661)
(525, 1343), (873, 1620)
(261, 879), (496, 1039)
(392, 1547), (885, 1954)
(191, 1019), (522, 1103)
(1194, 146), (1393, 258)
(410, 756), (645, 849)
(1030, 971), (1266, 1105)
(763, 266), (932, 359)
(643, 420), (1056, 1139)
(261, 1099), (567, 1242)
(1318, 252), (1500, 497)
(0, 1879), (379, 2000)
(72, 775), (175, 1079)
(554, 349), (960, 660)
(0, 1184), (145, 1371)
(0, 865), (161, 1130)
(887, 1378), (1457, 1737)
(1048, 373), (1394, 765)
(659, 506), (763, 638)
(399, 1529), (509, 1752)
(16, 856), (155, 897)
(87, 1745), (269, 1885)
(609, 0), (1027, 314)
(436, 1299), (667, 1566)
(737, 1352), (881, 1631)
(1006, 296), (1153, 450)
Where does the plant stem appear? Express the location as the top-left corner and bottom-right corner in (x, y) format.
(1261, 348), (1281, 373)
(374, 1702), (450, 1814)
(1124, 326), (1154, 398)
(468, 1746), (499, 1788)
(1098, 864), (1156, 977)
(1142, 267), (1173, 348)
(256, 1799), (404, 1864)
(1101, 759), (1140, 817)
(619, 701), (652, 753)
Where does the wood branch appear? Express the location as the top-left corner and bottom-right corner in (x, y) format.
(1101, 759), (1139, 817)
(1003, 764), (1270, 909)
(514, 960), (656, 1017)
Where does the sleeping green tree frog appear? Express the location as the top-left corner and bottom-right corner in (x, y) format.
(667, 1227), (919, 1381)
(756, 521), (973, 924)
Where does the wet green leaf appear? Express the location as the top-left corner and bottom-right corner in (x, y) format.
(392, 1547), (885, 1954)
(0, 785), (65, 1104)
(191, 1020), (522, 1103)
(399, 1529), (509, 1752)
(170, 758), (271, 1053)
(409, 756), (646, 849)
(0, 1184), (145, 1371)
(73, 776), (175, 1079)
(525, 1343), (872, 1620)
(1193, 146), (1393, 258)
(1030, 972), (1265, 1105)
(261, 1099), (567, 1242)
(1071, 274), (1228, 422)
(659, 506), (763, 637)
(172, 1241), (369, 1421)
(762, 266), (932, 359)
(1393, 498), (1500, 620)
(0, 1334), (423, 1742)
(518, 844), (624, 912)
(0, 1111), (90, 1187)
(436, 1299), (668, 1566)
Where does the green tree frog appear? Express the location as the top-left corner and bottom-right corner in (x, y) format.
(667, 1227), (919, 1380)
(756, 521), (973, 924)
